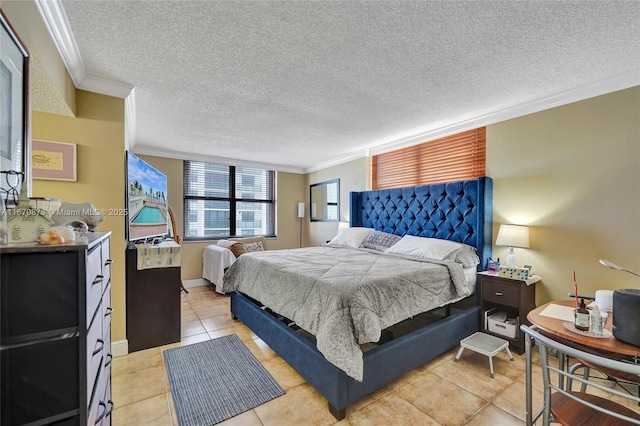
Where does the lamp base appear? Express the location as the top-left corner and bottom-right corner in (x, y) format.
(505, 248), (517, 268)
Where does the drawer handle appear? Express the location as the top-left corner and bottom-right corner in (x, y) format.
(495, 292), (503, 296)
(105, 259), (113, 265)
(104, 307), (114, 317)
(93, 338), (105, 356)
(105, 353), (113, 367)
(92, 275), (104, 286)
(95, 400), (114, 424)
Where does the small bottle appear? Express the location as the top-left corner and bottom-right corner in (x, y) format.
(574, 298), (590, 331)
(590, 304), (604, 335)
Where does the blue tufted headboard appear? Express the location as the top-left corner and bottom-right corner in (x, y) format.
(349, 177), (493, 271)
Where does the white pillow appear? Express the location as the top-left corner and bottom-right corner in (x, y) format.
(385, 235), (462, 260)
(328, 227), (373, 248)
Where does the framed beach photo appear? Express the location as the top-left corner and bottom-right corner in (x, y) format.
(32, 140), (77, 181)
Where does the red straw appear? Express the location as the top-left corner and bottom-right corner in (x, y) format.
(572, 270), (579, 308)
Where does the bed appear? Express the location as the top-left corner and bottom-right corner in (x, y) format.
(224, 177), (492, 419)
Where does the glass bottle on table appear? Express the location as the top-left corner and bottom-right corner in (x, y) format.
(574, 298), (590, 331)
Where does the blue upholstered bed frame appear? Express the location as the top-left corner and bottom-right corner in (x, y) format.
(230, 177), (492, 419)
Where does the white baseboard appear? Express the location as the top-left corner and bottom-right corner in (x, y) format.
(112, 339), (129, 358)
(183, 278), (209, 288)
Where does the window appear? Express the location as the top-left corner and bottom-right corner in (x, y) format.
(372, 127), (486, 189)
(183, 161), (275, 240)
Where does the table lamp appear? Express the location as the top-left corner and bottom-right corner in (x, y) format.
(599, 259), (640, 347)
(495, 224), (530, 268)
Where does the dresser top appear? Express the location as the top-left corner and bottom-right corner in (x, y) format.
(0, 231), (111, 254)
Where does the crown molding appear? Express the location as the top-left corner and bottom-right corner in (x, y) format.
(368, 71), (640, 157)
(35, 0), (86, 87)
(302, 71), (639, 171)
(124, 89), (137, 151)
(36, 0), (135, 99)
(303, 149), (369, 174)
(77, 75), (134, 99)
(132, 145), (305, 175)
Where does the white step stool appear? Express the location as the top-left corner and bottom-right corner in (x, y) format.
(454, 332), (514, 378)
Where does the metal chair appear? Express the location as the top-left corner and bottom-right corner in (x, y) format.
(567, 357), (640, 406)
(521, 325), (640, 425)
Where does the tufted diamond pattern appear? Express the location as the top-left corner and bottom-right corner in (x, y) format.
(351, 177), (492, 269)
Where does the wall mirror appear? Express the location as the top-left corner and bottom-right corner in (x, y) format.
(310, 179), (339, 222)
(1, 11), (29, 206)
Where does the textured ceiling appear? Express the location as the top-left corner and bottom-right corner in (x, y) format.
(59, 0), (640, 172)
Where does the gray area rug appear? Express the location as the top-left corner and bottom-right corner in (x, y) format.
(163, 334), (284, 425)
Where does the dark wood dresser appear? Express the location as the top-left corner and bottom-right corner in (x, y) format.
(1, 232), (113, 426)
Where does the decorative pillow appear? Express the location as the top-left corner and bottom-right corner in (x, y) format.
(327, 227), (373, 248)
(362, 230), (402, 251)
(243, 241), (264, 252)
(385, 235), (462, 260)
(229, 236), (268, 250)
(452, 244), (480, 268)
(217, 239), (246, 257)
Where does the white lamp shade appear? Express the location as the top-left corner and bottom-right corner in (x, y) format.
(297, 202), (305, 218)
(496, 224), (530, 248)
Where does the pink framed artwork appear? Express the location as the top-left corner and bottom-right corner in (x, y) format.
(31, 140), (77, 181)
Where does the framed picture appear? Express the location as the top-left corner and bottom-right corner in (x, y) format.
(1, 10), (30, 205)
(32, 140), (77, 181)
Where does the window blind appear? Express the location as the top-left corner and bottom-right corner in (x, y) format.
(372, 127), (486, 189)
(183, 161), (275, 240)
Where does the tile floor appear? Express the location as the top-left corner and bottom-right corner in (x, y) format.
(111, 285), (638, 426)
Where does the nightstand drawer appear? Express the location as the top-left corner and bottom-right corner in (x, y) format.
(482, 280), (520, 306)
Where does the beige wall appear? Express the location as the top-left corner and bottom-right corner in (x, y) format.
(305, 157), (369, 246)
(488, 86), (640, 305)
(32, 91), (127, 342)
(139, 155), (306, 280)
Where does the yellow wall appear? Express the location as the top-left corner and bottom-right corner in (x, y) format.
(138, 155), (306, 280)
(488, 87), (639, 305)
(32, 91), (127, 342)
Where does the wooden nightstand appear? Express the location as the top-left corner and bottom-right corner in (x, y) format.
(478, 272), (541, 354)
